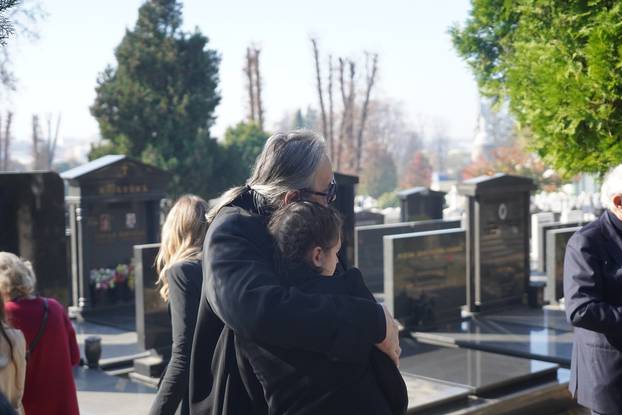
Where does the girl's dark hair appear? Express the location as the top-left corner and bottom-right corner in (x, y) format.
(268, 201), (343, 264)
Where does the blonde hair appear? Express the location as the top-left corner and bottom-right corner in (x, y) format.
(0, 252), (37, 300)
(155, 195), (209, 302)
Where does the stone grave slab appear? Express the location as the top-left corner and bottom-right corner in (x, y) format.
(399, 337), (559, 395)
(134, 243), (171, 354)
(384, 228), (466, 330)
(531, 212), (555, 262)
(458, 174), (535, 312)
(402, 373), (470, 413)
(536, 221), (584, 273)
(355, 210), (384, 226)
(545, 227), (580, 304)
(61, 155), (168, 317)
(0, 172), (69, 304)
(413, 315), (573, 366)
(355, 219), (461, 293)
(483, 306), (572, 332)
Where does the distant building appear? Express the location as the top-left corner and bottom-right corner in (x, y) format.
(471, 98), (515, 162)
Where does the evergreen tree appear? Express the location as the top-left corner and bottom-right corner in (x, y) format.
(90, 0), (221, 197)
(222, 122), (269, 187)
(451, 1), (622, 177)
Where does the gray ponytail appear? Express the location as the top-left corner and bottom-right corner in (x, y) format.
(206, 130), (328, 224)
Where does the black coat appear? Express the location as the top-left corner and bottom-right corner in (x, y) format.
(237, 262), (407, 415)
(189, 190), (387, 415)
(150, 261), (202, 415)
(564, 211), (622, 414)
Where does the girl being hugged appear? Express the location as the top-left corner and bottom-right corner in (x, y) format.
(236, 201), (407, 415)
(150, 195), (209, 415)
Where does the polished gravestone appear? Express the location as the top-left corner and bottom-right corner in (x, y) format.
(399, 337), (559, 395)
(0, 172), (70, 304)
(355, 210), (384, 227)
(384, 228), (466, 330)
(397, 187), (446, 222)
(531, 212), (555, 263)
(458, 174), (535, 312)
(413, 312), (573, 367)
(545, 227), (581, 304)
(484, 306), (572, 332)
(355, 219), (461, 293)
(333, 172), (358, 267)
(536, 221), (585, 273)
(62, 155), (168, 320)
(133, 243), (171, 377)
(402, 373), (470, 413)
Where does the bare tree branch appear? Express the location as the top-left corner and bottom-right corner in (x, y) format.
(345, 60), (356, 172)
(253, 48), (264, 130)
(327, 54), (334, 160)
(245, 47), (256, 124)
(355, 52), (378, 174)
(311, 37), (328, 140)
(337, 57), (347, 172)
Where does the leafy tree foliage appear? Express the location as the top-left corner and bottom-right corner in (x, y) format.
(451, 1), (622, 177)
(90, 0), (221, 197)
(400, 151), (433, 189)
(462, 139), (564, 191)
(359, 143), (397, 198)
(222, 122), (269, 187)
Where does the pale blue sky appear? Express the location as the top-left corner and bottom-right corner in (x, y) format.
(7, 0), (478, 162)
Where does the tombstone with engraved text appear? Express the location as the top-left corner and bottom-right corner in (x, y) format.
(355, 219), (461, 293)
(458, 174), (535, 312)
(62, 155), (169, 319)
(384, 228), (467, 329)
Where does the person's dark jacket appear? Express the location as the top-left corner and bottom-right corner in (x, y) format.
(150, 261), (202, 415)
(564, 210), (622, 414)
(189, 189), (387, 415)
(237, 262), (407, 415)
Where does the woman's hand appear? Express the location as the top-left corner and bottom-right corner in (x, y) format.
(375, 305), (401, 367)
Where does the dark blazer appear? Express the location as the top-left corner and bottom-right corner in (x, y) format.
(564, 211), (622, 414)
(150, 261), (202, 415)
(237, 263), (407, 415)
(189, 190), (387, 415)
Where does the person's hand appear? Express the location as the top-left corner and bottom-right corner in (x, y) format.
(375, 304), (401, 367)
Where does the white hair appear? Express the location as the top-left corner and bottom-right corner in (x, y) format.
(600, 164), (622, 211)
(0, 252), (37, 300)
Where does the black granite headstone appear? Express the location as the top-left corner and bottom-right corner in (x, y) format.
(355, 219), (461, 293)
(397, 187), (446, 222)
(458, 174), (535, 312)
(384, 228), (467, 330)
(334, 172), (358, 267)
(355, 210), (384, 227)
(61, 155), (169, 317)
(0, 172), (69, 304)
(134, 243), (171, 354)
(545, 227), (581, 304)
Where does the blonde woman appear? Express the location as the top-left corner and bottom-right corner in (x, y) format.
(0, 294), (25, 415)
(149, 195), (209, 415)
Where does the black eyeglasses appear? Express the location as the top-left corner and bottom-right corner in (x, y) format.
(300, 178), (337, 204)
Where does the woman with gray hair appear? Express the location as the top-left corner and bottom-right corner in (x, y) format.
(0, 252), (80, 415)
(564, 164), (622, 414)
(189, 130), (400, 414)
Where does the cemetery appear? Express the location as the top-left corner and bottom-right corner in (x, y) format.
(0, 151), (593, 413)
(3, 1), (616, 412)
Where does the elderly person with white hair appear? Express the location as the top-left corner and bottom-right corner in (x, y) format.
(564, 164), (622, 415)
(0, 252), (80, 415)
